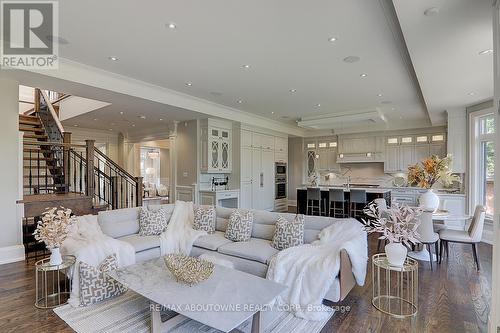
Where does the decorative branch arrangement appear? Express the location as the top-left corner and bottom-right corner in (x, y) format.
(407, 154), (460, 189)
(362, 202), (422, 248)
(33, 207), (76, 249)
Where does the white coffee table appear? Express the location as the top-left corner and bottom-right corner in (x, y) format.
(107, 257), (286, 333)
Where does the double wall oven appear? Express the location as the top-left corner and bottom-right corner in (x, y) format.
(275, 162), (287, 200)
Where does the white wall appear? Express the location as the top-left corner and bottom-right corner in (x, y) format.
(0, 78), (23, 264)
(69, 127), (120, 161)
(176, 120), (198, 186)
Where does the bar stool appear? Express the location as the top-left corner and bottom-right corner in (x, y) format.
(329, 188), (347, 218)
(306, 187), (322, 216)
(349, 189), (367, 220)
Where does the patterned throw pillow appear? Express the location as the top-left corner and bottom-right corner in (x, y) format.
(139, 207), (168, 236)
(271, 215), (305, 250)
(225, 209), (254, 242)
(194, 206), (216, 233)
(79, 254), (127, 306)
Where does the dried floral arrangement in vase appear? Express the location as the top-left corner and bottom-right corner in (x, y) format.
(33, 207), (76, 265)
(363, 202), (422, 266)
(407, 154), (460, 212)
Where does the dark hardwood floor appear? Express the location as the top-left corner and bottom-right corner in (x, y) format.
(0, 235), (491, 333)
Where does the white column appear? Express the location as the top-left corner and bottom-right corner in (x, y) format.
(169, 121), (178, 202)
(0, 78), (24, 264)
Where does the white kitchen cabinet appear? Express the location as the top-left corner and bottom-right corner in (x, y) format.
(250, 148), (274, 211)
(430, 142), (446, 158)
(275, 136), (288, 153)
(414, 144), (430, 163)
(275, 151), (287, 163)
(239, 181), (253, 209)
(201, 119), (232, 173)
(384, 146), (400, 173)
(241, 147), (253, 182)
(200, 190), (240, 208)
(317, 146), (338, 171)
(252, 132), (274, 150)
(241, 129), (253, 148)
(400, 145), (415, 170)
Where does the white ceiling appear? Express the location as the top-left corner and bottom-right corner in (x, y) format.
(52, 0), (432, 130)
(4, 0), (494, 135)
(393, 0), (493, 124)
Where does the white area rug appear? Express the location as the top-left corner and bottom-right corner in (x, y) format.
(54, 292), (333, 333)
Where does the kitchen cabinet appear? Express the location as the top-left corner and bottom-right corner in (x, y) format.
(400, 145), (415, 170)
(430, 142), (446, 158)
(200, 190), (240, 208)
(252, 133), (274, 151)
(275, 136), (288, 153)
(251, 148), (274, 211)
(200, 119), (232, 173)
(241, 129), (253, 148)
(304, 137), (339, 172)
(384, 145), (400, 173)
(414, 144), (430, 164)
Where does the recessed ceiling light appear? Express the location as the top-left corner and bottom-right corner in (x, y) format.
(93, 118), (98, 121)
(315, 103), (321, 107)
(159, 118), (163, 121)
(377, 93), (383, 97)
(468, 92), (475, 96)
(289, 89), (297, 93)
(424, 7), (440, 16)
(109, 129), (113, 131)
(360, 73), (367, 78)
(131, 124), (136, 127)
(119, 111), (124, 115)
(328, 37), (337, 42)
(73, 124), (78, 127)
(479, 49), (493, 55)
(391, 107), (396, 111)
(271, 112), (275, 114)
(167, 22), (177, 29)
(139, 115), (146, 119)
(343, 56), (360, 63)
(242, 64), (251, 69)
(237, 100), (243, 104)
(185, 82), (193, 87)
(108, 56), (118, 61)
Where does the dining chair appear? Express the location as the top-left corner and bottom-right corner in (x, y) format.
(416, 211), (439, 270)
(438, 205), (486, 271)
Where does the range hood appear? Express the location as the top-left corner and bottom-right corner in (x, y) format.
(337, 152), (384, 163)
(297, 108), (386, 130)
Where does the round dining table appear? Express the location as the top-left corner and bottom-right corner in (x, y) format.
(407, 210), (471, 262)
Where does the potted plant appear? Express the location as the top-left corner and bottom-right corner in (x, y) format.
(33, 207), (76, 265)
(407, 154), (460, 212)
(363, 202), (422, 267)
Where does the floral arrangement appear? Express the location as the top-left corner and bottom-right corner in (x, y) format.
(362, 202), (422, 247)
(407, 154), (460, 189)
(33, 207), (76, 249)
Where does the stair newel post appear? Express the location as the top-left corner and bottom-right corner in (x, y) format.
(136, 176), (143, 207)
(34, 88), (40, 114)
(63, 132), (71, 193)
(85, 140), (95, 200)
(110, 176), (118, 209)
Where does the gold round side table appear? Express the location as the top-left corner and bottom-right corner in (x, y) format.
(371, 253), (418, 318)
(35, 255), (76, 309)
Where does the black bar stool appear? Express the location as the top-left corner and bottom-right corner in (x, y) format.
(349, 189), (367, 220)
(329, 188), (347, 218)
(306, 187), (322, 216)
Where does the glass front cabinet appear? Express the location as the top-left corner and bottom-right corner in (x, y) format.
(201, 119), (232, 173)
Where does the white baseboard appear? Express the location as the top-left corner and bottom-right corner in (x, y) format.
(0, 245), (25, 265)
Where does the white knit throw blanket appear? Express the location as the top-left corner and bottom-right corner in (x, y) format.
(159, 201), (206, 255)
(266, 218), (368, 321)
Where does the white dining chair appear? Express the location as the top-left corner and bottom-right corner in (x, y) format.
(416, 211), (439, 270)
(438, 205), (486, 271)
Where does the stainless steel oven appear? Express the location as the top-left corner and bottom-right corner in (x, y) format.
(275, 162), (287, 200)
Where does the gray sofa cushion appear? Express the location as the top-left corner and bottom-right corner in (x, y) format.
(217, 238), (279, 264)
(193, 231), (233, 251)
(118, 234), (160, 252)
(98, 207), (140, 238)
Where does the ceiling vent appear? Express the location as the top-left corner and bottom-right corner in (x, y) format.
(297, 108), (386, 130)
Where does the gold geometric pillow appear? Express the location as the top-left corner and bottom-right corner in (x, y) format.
(193, 206), (216, 234)
(79, 254), (127, 306)
(271, 214), (305, 250)
(224, 209), (254, 242)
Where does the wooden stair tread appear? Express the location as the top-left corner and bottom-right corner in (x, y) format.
(19, 126), (44, 133)
(23, 134), (48, 139)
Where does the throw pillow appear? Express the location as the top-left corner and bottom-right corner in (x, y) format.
(139, 207), (168, 236)
(271, 214), (305, 250)
(79, 254), (127, 306)
(225, 209), (254, 242)
(194, 206), (216, 234)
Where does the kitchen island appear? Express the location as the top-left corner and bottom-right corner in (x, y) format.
(296, 187), (391, 216)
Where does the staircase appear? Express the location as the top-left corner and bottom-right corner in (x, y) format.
(20, 88), (143, 260)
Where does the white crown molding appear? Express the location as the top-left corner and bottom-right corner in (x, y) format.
(0, 245), (25, 265)
(19, 57), (308, 137)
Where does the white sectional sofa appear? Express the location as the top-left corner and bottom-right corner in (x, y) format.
(97, 204), (358, 302)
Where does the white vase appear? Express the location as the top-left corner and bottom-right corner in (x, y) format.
(50, 247), (63, 266)
(385, 242), (407, 267)
(419, 189), (440, 212)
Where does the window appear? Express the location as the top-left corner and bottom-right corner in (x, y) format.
(416, 136), (428, 143)
(329, 142), (337, 147)
(401, 137), (413, 144)
(318, 142), (327, 148)
(471, 112), (495, 218)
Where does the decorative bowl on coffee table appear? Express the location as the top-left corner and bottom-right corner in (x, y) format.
(164, 254), (214, 286)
